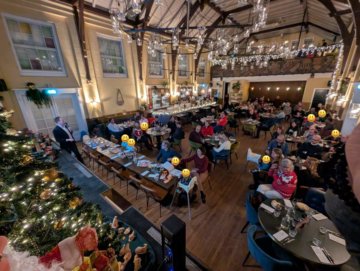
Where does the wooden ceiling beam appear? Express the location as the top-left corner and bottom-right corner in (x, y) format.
(317, 0), (353, 64)
(348, 0), (360, 46)
(329, 8), (352, 17)
(307, 22), (340, 36)
(177, 0), (203, 39)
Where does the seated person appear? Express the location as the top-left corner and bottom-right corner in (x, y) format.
(297, 135), (323, 159)
(286, 121), (299, 136)
(257, 159), (297, 199)
(132, 122), (153, 150)
(170, 122), (185, 142)
(320, 117), (335, 138)
(255, 117), (275, 138)
(189, 125), (203, 145)
(214, 112), (228, 133)
(248, 107), (259, 120)
(147, 113), (156, 126)
(201, 121), (214, 137)
(182, 147), (209, 203)
(267, 134), (289, 156)
(275, 110), (285, 120)
(270, 125), (284, 141)
(209, 108), (217, 118)
(139, 114), (149, 124)
(107, 118), (123, 137)
(259, 148), (283, 172)
(167, 116), (177, 135)
(133, 111), (141, 122)
(156, 140), (181, 163)
(211, 133), (231, 161)
(292, 111), (304, 126)
(303, 124), (318, 143)
(121, 141), (136, 152)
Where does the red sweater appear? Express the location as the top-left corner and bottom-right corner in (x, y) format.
(217, 116), (228, 127)
(182, 155), (209, 174)
(271, 171), (297, 199)
(201, 126), (214, 137)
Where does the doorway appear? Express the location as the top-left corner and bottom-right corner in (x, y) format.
(224, 82), (230, 108)
(310, 88), (329, 109)
(15, 88), (88, 140)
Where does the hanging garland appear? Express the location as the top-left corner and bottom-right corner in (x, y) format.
(25, 82), (52, 109)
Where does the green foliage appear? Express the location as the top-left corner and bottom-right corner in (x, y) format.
(26, 82), (52, 109)
(0, 137), (104, 256)
(0, 116), (11, 134)
(232, 81), (241, 90)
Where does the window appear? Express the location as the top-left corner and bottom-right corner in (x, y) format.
(291, 40), (299, 50)
(97, 35), (127, 77)
(178, 55), (188, 77)
(148, 50), (163, 77)
(198, 59), (206, 78)
(303, 38), (314, 48)
(3, 14), (66, 76)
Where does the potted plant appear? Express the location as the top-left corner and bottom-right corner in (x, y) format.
(25, 82), (52, 108)
(232, 81), (241, 90)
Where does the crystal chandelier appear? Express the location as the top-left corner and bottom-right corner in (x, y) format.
(110, 0), (147, 35)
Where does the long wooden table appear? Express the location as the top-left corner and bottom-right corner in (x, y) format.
(85, 138), (177, 193)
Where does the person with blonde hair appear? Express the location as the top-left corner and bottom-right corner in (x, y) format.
(257, 159), (297, 199)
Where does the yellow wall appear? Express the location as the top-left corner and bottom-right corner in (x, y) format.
(302, 77), (331, 109)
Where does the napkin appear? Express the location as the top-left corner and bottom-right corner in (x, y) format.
(259, 203), (274, 213)
(111, 153), (121, 160)
(141, 170), (149, 176)
(311, 246), (331, 264)
(138, 155), (145, 159)
(329, 234), (346, 245)
(273, 230), (288, 242)
(312, 213), (327, 221)
(124, 162), (132, 167)
(284, 199), (293, 208)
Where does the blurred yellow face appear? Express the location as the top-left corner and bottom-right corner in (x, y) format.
(318, 110), (326, 118)
(121, 134), (129, 142)
(140, 122), (148, 131)
(331, 129), (340, 138)
(307, 114), (316, 122)
(182, 169), (190, 178)
(262, 155), (271, 164)
(127, 138), (135, 146)
(171, 157), (180, 166)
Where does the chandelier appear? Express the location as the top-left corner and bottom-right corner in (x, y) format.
(109, 0), (163, 36)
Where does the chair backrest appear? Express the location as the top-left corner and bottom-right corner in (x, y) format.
(82, 135), (90, 143)
(304, 188), (327, 215)
(178, 176), (197, 193)
(129, 175), (143, 188)
(140, 184), (163, 201)
(247, 148), (261, 164)
(247, 226), (293, 271)
(245, 191), (260, 225)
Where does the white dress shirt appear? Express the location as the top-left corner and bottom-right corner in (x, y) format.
(214, 140), (231, 152)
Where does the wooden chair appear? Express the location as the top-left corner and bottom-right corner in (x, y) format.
(111, 166), (130, 194)
(172, 138), (182, 152)
(244, 148), (261, 172)
(89, 152), (100, 170)
(230, 141), (240, 164)
(129, 175), (143, 200)
(140, 183), (166, 217)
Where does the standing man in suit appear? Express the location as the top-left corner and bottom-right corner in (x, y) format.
(53, 116), (84, 163)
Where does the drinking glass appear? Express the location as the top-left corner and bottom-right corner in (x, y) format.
(289, 223), (298, 238)
(280, 215), (290, 230)
(273, 205), (282, 218)
(319, 226), (327, 234)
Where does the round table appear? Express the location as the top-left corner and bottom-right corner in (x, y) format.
(258, 199), (350, 266)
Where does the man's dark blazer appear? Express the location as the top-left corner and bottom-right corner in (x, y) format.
(53, 125), (74, 151)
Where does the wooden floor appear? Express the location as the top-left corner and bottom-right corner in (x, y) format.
(86, 125), (271, 271)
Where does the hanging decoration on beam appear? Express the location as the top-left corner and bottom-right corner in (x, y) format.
(208, 43), (343, 70)
(326, 43), (344, 101)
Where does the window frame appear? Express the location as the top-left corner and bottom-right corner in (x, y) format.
(2, 13), (67, 77)
(147, 49), (164, 78)
(178, 54), (188, 78)
(97, 33), (128, 78)
(198, 58), (206, 78)
(303, 37), (314, 48)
